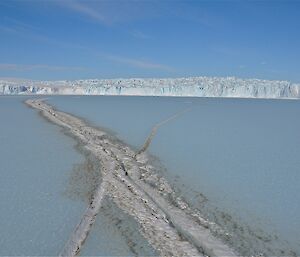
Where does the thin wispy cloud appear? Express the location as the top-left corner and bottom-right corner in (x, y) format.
(56, 0), (162, 26)
(4, 17), (38, 31)
(0, 63), (86, 72)
(104, 55), (174, 72)
(0, 24), (17, 34)
(59, 0), (107, 24)
(131, 30), (151, 40)
(0, 16), (40, 35)
(0, 17), (87, 51)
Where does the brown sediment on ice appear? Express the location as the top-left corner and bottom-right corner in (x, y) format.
(136, 107), (191, 156)
(25, 98), (237, 257)
(65, 154), (103, 202)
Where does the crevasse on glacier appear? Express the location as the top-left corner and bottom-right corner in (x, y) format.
(1, 77), (300, 98)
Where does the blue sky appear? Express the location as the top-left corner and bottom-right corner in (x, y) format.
(0, 0), (299, 81)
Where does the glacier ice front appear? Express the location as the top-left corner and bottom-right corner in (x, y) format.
(1, 76), (300, 99)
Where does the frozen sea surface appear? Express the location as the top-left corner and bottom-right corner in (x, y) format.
(0, 97), (86, 255)
(48, 96), (300, 255)
(0, 96), (159, 256)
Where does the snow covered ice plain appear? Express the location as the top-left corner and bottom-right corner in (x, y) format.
(46, 96), (300, 256)
(1, 79), (300, 256)
(25, 98), (236, 257)
(0, 97), (157, 256)
(0, 97), (86, 255)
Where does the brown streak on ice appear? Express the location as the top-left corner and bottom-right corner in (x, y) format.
(136, 108), (191, 156)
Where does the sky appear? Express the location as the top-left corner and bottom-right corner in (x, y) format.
(0, 0), (299, 82)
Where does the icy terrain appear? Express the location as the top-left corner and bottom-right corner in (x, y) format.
(1, 77), (300, 98)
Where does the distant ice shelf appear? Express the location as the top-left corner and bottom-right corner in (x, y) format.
(1, 77), (300, 99)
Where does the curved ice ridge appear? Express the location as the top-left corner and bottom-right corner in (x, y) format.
(3, 76), (300, 98)
(136, 107), (191, 156)
(26, 99), (237, 257)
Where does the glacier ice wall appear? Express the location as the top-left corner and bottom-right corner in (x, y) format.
(1, 77), (300, 99)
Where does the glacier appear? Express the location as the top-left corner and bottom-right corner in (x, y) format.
(1, 76), (300, 99)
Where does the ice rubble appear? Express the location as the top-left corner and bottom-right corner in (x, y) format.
(1, 77), (300, 98)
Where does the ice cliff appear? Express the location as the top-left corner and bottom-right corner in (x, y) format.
(1, 77), (300, 99)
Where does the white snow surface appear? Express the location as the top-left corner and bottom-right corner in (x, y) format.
(1, 77), (300, 99)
